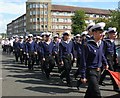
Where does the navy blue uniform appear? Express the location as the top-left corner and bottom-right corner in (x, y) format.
(41, 41), (57, 78)
(80, 40), (108, 97)
(18, 41), (25, 64)
(13, 41), (20, 62)
(26, 40), (37, 70)
(53, 41), (60, 71)
(59, 40), (76, 86)
(74, 41), (83, 79)
(34, 41), (40, 65)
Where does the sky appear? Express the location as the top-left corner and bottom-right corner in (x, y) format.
(0, 0), (119, 33)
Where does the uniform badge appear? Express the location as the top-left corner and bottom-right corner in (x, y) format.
(94, 50), (96, 53)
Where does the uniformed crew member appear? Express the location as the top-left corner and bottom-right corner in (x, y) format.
(41, 33), (57, 78)
(59, 30), (76, 87)
(18, 36), (24, 64)
(23, 36), (28, 66)
(74, 34), (82, 79)
(26, 34), (37, 70)
(35, 36), (41, 65)
(53, 34), (60, 72)
(13, 35), (19, 62)
(80, 22), (109, 97)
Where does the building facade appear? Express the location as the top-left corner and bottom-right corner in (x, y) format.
(7, 0), (111, 36)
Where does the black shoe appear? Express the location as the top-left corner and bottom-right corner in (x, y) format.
(67, 83), (72, 87)
(46, 72), (50, 79)
(77, 80), (82, 90)
(114, 89), (120, 93)
(99, 82), (106, 86)
(74, 73), (78, 80)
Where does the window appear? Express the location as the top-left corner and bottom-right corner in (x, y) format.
(33, 18), (37, 22)
(41, 11), (44, 15)
(37, 18), (40, 21)
(33, 4), (36, 8)
(68, 19), (71, 23)
(41, 25), (44, 28)
(36, 4), (40, 8)
(33, 11), (36, 15)
(64, 18), (68, 22)
(24, 22), (26, 26)
(37, 24), (40, 29)
(57, 18), (59, 22)
(33, 25), (36, 29)
(41, 18), (44, 22)
(30, 4), (33, 8)
(40, 4), (43, 8)
(30, 11), (32, 15)
(36, 11), (40, 15)
(94, 14), (96, 17)
(45, 18), (48, 22)
(30, 18), (32, 22)
(45, 25), (48, 28)
(45, 11), (48, 15)
(44, 4), (48, 8)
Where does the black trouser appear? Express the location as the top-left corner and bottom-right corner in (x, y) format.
(61, 55), (72, 84)
(14, 50), (19, 62)
(28, 52), (35, 70)
(74, 57), (81, 77)
(85, 69), (101, 98)
(19, 50), (24, 63)
(43, 55), (55, 76)
(9, 46), (13, 54)
(24, 53), (28, 66)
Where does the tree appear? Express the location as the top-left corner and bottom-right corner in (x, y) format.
(71, 10), (87, 35)
(109, 10), (120, 33)
(95, 18), (110, 30)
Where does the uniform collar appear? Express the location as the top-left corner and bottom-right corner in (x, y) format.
(45, 40), (51, 45)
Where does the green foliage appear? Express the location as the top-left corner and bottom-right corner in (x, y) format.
(71, 10), (87, 35)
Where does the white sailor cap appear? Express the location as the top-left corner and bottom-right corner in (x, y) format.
(81, 31), (88, 36)
(76, 34), (81, 37)
(25, 36), (28, 39)
(19, 36), (24, 39)
(90, 22), (106, 32)
(15, 35), (19, 38)
(28, 34), (33, 37)
(62, 30), (71, 36)
(36, 36), (42, 39)
(53, 34), (59, 38)
(108, 27), (117, 33)
(41, 32), (46, 36)
(102, 30), (107, 35)
(86, 22), (95, 31)
(45, 32), (52, 37)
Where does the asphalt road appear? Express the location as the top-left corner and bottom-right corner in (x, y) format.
(1, 48), (120, 97)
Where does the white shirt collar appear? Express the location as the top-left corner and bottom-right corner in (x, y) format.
(110, 39), (114, 43)
(96, 40), (102, 47)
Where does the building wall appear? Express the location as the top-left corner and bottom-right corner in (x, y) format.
(26, 0), (51, 35)
(7, 14), (26, 37)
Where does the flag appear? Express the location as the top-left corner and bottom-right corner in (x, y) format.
(108, 70), (120, 87)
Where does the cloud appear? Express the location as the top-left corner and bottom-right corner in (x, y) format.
(0, 0), (26, 33)
(0, 2), (26, 15)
